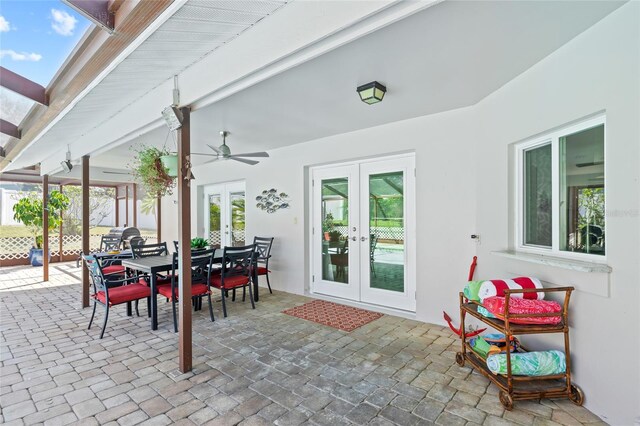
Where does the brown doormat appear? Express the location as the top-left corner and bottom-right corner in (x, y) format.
(282, 299), (383, 332)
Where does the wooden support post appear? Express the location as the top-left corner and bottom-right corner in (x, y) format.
(125, 185), (129, 226)
(177, 107), (192, 373)
(132, 183), (137, 227)
(42, 175), (49, 281)
(115, 187), (119, 226)
(156, 195), (162, 243)
(82, 156), (90, 308)
(59, 185), (64, 262)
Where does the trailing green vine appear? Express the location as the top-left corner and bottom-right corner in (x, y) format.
(130, 145), (176, 198)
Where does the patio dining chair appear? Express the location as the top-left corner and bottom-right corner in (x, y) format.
(100, 252), (133, 277)
(83, 254), (151, 339)
(253, 236), (274, 294)
(100, 235), (122, 252)
(132, 242), (169, 259)
(210, 244), (256, 318)
(160, 249), (217, 332)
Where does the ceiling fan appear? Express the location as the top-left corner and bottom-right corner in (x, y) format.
(199, 131), (269, 165)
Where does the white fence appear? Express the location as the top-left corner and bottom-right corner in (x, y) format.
(334, 225), (405, 242)
(0, 233), (158, 262)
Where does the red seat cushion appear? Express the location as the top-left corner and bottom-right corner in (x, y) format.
(157, 283), (210, 300)
(102, 265), (125, 275)
(255, 266), (269, 275)
(94, 283), (151, 306)
(210, 275), (250, 289)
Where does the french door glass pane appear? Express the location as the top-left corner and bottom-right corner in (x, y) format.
(321, 178), (349, 284)
(369, 172), (404, 292)
(230, 191), (245, 247)
(524, 144), (552, 247)
(208, 194), (221, 246)
(559, 125), (605, 255)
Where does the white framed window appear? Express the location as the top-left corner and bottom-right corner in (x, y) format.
(516, 114), (606, 260)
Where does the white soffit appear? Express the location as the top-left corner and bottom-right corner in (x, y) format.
(9, 0), (289, 172)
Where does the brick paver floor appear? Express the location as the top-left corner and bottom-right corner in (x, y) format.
(0, 263), (605, 425)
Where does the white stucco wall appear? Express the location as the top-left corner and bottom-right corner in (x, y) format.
(160, 3), (639, 423)
(472, 4), (639, 424)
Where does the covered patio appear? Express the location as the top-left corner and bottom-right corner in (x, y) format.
(1, 0), (639, 425)
(0, 264), (604, 425)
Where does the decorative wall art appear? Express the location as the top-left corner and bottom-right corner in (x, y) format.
(256, 189), (290, 213)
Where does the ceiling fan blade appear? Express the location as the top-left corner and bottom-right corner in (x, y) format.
(231, 151), (269, 158)
(229, 157), (259, 166)
(207, 144), (222, 154)
(204, 157), (221, 164)
(191, 152), (220, 157)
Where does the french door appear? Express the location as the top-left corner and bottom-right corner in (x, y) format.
(203, 181), (246, 247)
(311, 155), (416, 312)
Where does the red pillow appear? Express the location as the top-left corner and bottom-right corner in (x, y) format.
(482, 296), (562, 325)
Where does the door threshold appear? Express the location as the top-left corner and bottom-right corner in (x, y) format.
(306, 291), (417, 320)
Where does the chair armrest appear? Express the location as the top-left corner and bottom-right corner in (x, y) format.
(105, 274), (144, 287)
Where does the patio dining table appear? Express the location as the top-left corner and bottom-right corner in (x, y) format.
(122, 249), (260, 330)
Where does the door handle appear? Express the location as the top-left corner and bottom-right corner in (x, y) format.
(351, 236), (357, 241)
(361, 236), (367, 242)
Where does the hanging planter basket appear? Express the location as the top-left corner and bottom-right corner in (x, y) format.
(160, 154), (179, 177)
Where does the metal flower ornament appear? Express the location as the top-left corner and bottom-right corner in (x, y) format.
(256, 189), (290, 213)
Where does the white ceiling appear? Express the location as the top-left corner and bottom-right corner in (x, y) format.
(90, 0), (624, 175)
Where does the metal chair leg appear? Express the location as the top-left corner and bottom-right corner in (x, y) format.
(88, 301), (97, 329)
(207, 294), (215, 322)
(232, 288), (236, 302)
(221, 288), (228, 317)
(99, 305), (109, 339)
(266, 273), (273, 294)
(248, 284), (255, 310)
(172, 299), (178, 333)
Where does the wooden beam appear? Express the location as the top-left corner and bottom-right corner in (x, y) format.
(82, 156), (90, 308)
(132, 183), (137, 227)
(125, 185), (129, 226)
(0, 0), (173, 171)
(156, 195), (162, 243)
(0, 67), (48, 105)
(115, 187), (119, 226)
(177, 107), (192, 373)
(0, 119), (20, 139)
(62, 0), (115, 33)
(43, 175), (49, 282)
(59, 185), (64, 262)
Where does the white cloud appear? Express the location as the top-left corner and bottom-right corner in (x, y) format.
(51, 9), (77, 36)
(0, 50), (43, 62)
(0, 16), (10, 32)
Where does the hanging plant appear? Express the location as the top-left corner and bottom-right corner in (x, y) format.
(130, 145), (176, 198)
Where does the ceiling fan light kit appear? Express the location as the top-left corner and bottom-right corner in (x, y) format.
(197, 130), (269, 166)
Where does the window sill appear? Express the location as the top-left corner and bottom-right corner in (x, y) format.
(491, 250), (612, 273)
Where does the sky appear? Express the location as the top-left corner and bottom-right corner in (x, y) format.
(0, 0), (91, 86)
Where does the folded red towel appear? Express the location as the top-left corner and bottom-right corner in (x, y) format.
(482, 296), (562, 325)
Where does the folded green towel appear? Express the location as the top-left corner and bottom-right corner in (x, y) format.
(477, 306), (496, 318)
(486, 350), (566, 376)
(464, 281), (483, 301)
(470, 337), (491, 358)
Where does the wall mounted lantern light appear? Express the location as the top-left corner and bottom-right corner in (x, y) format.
(357, 81), (386, 105)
